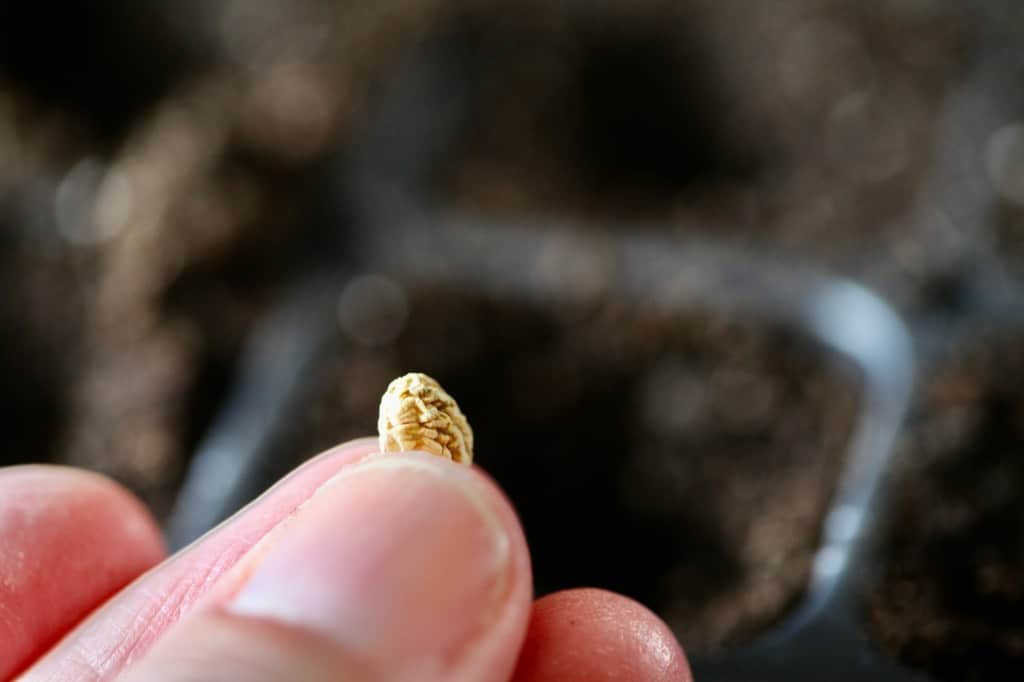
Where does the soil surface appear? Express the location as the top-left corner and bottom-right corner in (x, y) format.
(868, 330), (1024, 681)
(295, 289), (859, 652)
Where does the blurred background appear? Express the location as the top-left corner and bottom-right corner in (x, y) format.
(1, 0), (1023, 679)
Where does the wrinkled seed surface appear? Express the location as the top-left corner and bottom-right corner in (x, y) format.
(378, 372), (474, 465)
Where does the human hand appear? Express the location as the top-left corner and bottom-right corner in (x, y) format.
(3, 439), (691, 681)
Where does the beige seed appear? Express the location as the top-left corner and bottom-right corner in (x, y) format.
(377, 372), (474, 465)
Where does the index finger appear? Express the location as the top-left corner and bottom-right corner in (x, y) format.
(0, 466), (164, 680)
(22, 438), (378, 682)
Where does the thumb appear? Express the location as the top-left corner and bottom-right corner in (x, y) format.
(121, 452), (532, 682)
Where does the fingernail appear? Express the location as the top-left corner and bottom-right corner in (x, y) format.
(228, 453), (512, 669)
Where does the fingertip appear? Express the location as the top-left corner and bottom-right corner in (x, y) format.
(0, 464), (165, 678)
(0, 463), (166, 561)
(222, 450), (534, 679)
(512, 588), (691, 682)
(119, 451), (534, 682)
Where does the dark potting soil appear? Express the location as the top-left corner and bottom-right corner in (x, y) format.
(867, 331), (1024, 681)
(291, 287), (859, 653)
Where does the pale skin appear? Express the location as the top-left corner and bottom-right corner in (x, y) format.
(1, 439), (692, 681)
